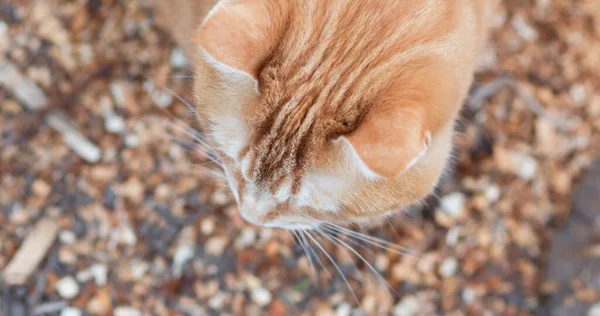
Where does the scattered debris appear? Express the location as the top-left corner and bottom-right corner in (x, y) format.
(0, 62), (48, 110)
(1, 0), (598, 314)
(55, 276), (80, 300)
(2, 218), (58, 285)
(46, 112), (101, 163)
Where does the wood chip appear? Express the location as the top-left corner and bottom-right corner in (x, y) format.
(2, 218), (59, 285)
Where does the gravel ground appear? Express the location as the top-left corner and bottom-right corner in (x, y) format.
(0, 0), (599, 315)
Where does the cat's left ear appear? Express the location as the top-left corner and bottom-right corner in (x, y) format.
(194, 0), (290, 80)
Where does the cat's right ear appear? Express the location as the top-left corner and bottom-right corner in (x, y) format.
(194, 0), (289, 84)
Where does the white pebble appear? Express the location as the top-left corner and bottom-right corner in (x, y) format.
(588, 303), (600, 316)
(170, 47), (188, 68)
(172, 244), (194, 276)
(0, 20), (7, 37)
(130, 261), (149, 280)
(105, 114), (126, 134)
(90, 264), (108, 286)
(120, 226), (138, 246)
(445, 227), (461, 246)
(110, 82), (127, 107)
(114, 306), (142, 316)
(235, 228), (257, 249)
(336, 303), (352, 316)
(63, 133), (101, 163)
(47, 113), (101, 163)
(440, 193), (466, 218)
(484, 185), (501, 202)
(124, 134), (139, 148)
(570, 84), (587, 106)
(60, 307), (82, 316)
(76, 269), (94, 283)
(392, 295), (420, 316)
(251, 287), (272, 307)
(462, 288), (476, 304)
(143, 80), (173, 108)
(439, 257), (458, 277)
(511, 15), (538, 42)
(208, 292), (228, 310)
(0, 62), (48, 110)
(511, 152), (538, 180)
(59, 230), (77, 245)
(201, 218), (215, 235)
(56, 276), (80, 299)
(205, 236), (228, 256)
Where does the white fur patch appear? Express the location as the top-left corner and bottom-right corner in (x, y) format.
(403, 131), (432, 172)
(295, 171), (347, 213)
(209, 115), (247, 159)
(199, 48), (260, 94)
(338, 137), (383, 181)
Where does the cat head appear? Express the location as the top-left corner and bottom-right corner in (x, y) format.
(190, 0), (478, 229)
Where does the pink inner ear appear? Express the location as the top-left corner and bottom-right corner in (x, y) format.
(345, 103), (429, 178)
(194, 1), (288, 79)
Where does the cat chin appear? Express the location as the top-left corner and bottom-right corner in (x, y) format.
(262, 221), (317, 231)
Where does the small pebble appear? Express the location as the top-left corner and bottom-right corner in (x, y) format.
(105, 113), (126, 134)
(445, 227), (461, 246)
(143, 80), (173, 108)
(205, 236), (228, 256)
(570, 84), (587, 106)
(392, 296), (420, 316)
(0, 20), (7, 37)
(60, 307), (82, 316)
(172, 244), (194, 276)
(511, 15), (538, 41)
(208, 292), (228, 310)
(120, 226), (138, 245)
(336, 303), (352, 316)
(251, 287), (272, 307)
(59, 230), (77, 245)
(110, 82), (128, 108)
(170, 47), (188, 68)
(76, 269), (94, 283)
(56, 276), (80, 299)
(201, 218), (215, 235)
(439, 257), (458, 277)
(512, 152), (538, 180)
(130, 261), (149, 280)
(462, 288), (476, 304)
(124, 134), (139, 148)
(114, 306), (142, 316)
(235, 228), (257, 249)
(440, 193), (466, 218)
(589, 303), (600, 316)
(90, 264), (108, 286)
(484, 185), (501, 202)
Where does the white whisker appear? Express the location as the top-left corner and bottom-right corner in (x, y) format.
(158, 119), (225, 170)
(145, 76), (198, 115)
(316, 228), (400, 298)
(323, 223), (420, 258)
(190, 164), (226, 179)
(301, 230), (332, 280)
(168, 75), (194, 79)
(292, 231), (318, 280)
(305, 230), (361, 307)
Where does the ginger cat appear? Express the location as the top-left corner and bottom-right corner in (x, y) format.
(153, 0), (495, 229)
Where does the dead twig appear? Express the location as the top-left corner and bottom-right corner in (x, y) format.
(467, 76), (579, 133)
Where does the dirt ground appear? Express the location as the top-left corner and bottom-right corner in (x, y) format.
(1, 0), (599, 315)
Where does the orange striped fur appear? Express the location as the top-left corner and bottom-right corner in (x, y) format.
(154, 0), (495, 228)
